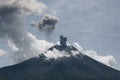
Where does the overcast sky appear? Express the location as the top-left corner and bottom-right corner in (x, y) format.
(0, 0), (120, 70)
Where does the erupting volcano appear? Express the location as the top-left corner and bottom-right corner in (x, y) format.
(0, 35), (120, 80)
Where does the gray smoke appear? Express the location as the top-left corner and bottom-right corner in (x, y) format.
(0, 0), (46, 63)
(31, 14), (59, 34)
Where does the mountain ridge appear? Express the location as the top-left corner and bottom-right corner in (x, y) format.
(0, 50), (120, 80)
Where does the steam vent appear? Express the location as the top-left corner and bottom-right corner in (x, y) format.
(48, 35), (78, 53)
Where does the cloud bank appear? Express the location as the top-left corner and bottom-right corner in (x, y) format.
(85, 50), (116, 66)
(73, 43), (116, 67)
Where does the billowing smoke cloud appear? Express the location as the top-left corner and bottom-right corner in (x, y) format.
(31, 14), (59, 34)
(73, 43), (116, 67)
(27, 33), (54, 53)
(0, 0), (47, 15)
(0, 49), (7, 57)
(0, 0), (47, 63)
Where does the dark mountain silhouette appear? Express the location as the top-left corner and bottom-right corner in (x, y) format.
(0, 35), (120, 80)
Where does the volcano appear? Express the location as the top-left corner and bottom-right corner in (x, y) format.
(0, 35), (120, 80)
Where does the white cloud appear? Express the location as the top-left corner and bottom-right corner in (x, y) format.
(7, 40), (19, 52)
(27, 32), (54, 54)
(73, 43), (116, 67)
(0, 49), (7, 57)
(85, 50), (116, 66)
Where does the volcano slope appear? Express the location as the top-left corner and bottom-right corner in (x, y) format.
(0, 44), (120, 80)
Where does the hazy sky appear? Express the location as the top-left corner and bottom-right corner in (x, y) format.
(37, 0), (120, 70)
(0, 0), (120, 70)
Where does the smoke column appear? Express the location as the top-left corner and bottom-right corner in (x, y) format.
(0, 0), (47, 63)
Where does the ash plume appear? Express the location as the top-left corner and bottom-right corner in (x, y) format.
(0, 0), (47, 63)
(31, 14), (59, 34)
